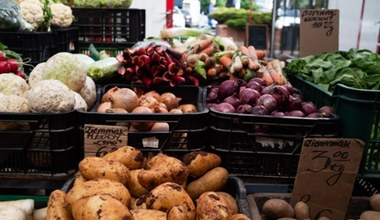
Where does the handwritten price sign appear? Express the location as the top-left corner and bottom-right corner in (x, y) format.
(291, 138), (364, 220)
(83, 124), (128, 157)
(300, 9), (339, 57)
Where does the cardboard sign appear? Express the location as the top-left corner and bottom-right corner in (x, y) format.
(291, 138), (364, 220)
(246, 24), (268, 49)
(83, 124), (128, 157)
(300, 9), (339, 57)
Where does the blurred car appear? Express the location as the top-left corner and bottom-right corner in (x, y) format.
(182, 10), (192, 27)
(275, 9), (300, 29)
(173, 6), (186, 28)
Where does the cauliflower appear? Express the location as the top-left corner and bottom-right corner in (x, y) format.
(28, 62), (45, 88)
(73, 91), (88, 111)
(27, 79), (75, 113)
(50, 3), (73, 27)
(0, 93), (31, 113)
(0, 73), (30, 98)
(19, 0), (44, 31)
(79, 76), (97, 110)
(41, 52), (87, 92)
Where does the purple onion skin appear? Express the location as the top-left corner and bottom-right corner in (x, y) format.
(240, 88), (261, 105)
(287, 110), (305, 117)
(301, 102), (318, 115)
(288, 94), (303, 111)
(236, 104), (253, 114)
(261, 86), (272, 95)
(307, 112), (323, 118)
(251, 105), (270, 115)
(319, 105), (335, 118)
(206, 87), (219, 102)
(206, 103), (217, 109)
(283, 83), (301, 95)
(271, 111), (285, 116)
(213, 102), (236, 113)
(246, 81), (262, 93)
(223, 95), (241, 109)
(257, 94), (277, 112)
(218, 79), (245, 100)
(248, 77), (266, 86)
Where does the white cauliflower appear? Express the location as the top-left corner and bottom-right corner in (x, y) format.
(79, 76), (97, 110)
(27, 79), (75, 113)
(50, 3), (73, 27)
(0, 73), (30, 98)
(73, 91), (88, 111)
(28, 62), (45, 88)
(19, 0), (44, 31)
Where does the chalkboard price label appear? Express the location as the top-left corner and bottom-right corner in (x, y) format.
(246, 24), (268, 49)
(300, 9), (339, 57)
(84, 124), (128, 157)
(291, 138), (364, 220)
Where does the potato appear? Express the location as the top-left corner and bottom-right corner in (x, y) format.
(126, 169), (149, 197)
(46, 190), (72, 220)
(262, 198), (294, 219)
(79, 156), (131, 185)
(130, 196), (147, 210)
(360, 210), (380, 219)
(186, 166), (229, 200)
(65, 178), (131, 209)
(317, 217), (330, 220)
(131, 209), (167, 220)
(229, 213), (252, 220)
(370, 193), (380, 211)
(196, 191), (231, 220)
(138, 153), (189, 190)
(102, 145), (144, 169)
(71, 194), (132, 220)
(182, 151), (222, 177)
(217, 192), (239, 215)
(294, 201), (310, 220)
(145, 182), (195, 220)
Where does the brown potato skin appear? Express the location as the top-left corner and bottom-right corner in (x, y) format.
(360, 210), (380, 219)
(217, 192), (239, 215)
(65, 179), (131, 209)
(229, 213), (252, 220)
(262, 198), (294, 219)
(126, 169), (149, 198)
(186, 166), (229, 200)
(71, 194), (132, 220)
(370, 193), (380, 211)
(294, 201), (310, 220)
(102, 145), (144, 169)
(47, 190), (72, 220)
(79, 156), (131, 185)
(196, 191), (231, 220)
(138, 153), (189, 190)
(145, 182), (195, 220)
(182, 151), (222, 177)
(131, 209), (167, 220)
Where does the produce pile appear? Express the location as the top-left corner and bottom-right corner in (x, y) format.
(285, 48), (380, 91)
(32, 147), (250, 220)
(0, 43), (27, 79)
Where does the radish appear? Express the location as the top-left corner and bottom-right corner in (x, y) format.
(0, 59), (20, 74)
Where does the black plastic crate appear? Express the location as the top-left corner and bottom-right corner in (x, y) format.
(52, 27), (79, 53)
(208, 108), (340, 179)
(0, 111), (82, 179)
(78, 84), (208, 154)
(71, 7), (145, 47)
(0, 31), (55, 64)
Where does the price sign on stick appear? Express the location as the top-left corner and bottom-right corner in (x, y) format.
(300, 9), (339, 57)
(83, 124), (128, 157)
(291, 138), (364, 220)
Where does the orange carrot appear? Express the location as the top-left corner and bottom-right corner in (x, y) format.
(244, 46), (260, 70)
(257, 68), (273, 86)
(219, 55), (233, 69)
(196, 38), (213, 53)
(267, 61), (287, 85)
(207, 68), (218, 77)
(256, 50), (266, 60)
(200, 44), (215, 56)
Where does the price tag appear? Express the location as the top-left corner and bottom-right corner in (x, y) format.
(300, 9), (339, 57)
(83, 124), (128, 157)
(291, 138), (364, 220)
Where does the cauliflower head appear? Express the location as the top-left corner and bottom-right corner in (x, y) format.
(19, 0), (44, 31)
(50, 3), (73, 27)
(0, 73), (30, 98)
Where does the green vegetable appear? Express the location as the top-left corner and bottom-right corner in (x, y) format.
(194, 60), (206, 79)
(87, 57), (121, 83)
(285, 48), (380, 91)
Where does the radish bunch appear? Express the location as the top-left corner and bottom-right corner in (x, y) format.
(0, 49), (26, 79)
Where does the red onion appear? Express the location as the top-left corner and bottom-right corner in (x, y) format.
(301, 101), (318, 115)
(283, 83), (301, 95)
(248, 77), (265, 86)
(271, 111), (285, 116)
(261, 85), (272, 95)
(287, 110), (305, 117)
(223, 95), (241, 108)
(288, 94), (303, 111)
(239, 88), (260, 105)
(307, 112), (323, 118)
(257, 94), (277, 112)
(246, 81), (262, 93)
(213, 103), (236, 113)
(271, 85), (290, 104)
(319, 105), (335, 118)
(206, 87), (219, 102)
(236, 104), (252, 114)
(217, 79), (242, 99)
(251, 105), (269, 115)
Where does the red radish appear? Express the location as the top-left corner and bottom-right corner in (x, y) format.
(0, 52), (6, 61)
(7, 59), (20, 73)
(0, 60), (11, 73)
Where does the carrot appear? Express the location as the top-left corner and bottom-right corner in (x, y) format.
(207, 67), (218, 77)
(200, 44), (215, 56)
(256, 50), (266, 60)
(230, 55), (243, 75)
(219, 55), (233, 69)
(266, 61), (287, 85)
(257, 68), (273, 86)
(196, 38), (213, 53)
(244, 46), (260, 71)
